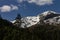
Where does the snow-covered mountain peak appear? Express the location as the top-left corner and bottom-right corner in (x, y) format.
(11, 11), (60, 28)
(40, 11), (56, 16)
(21, 16), (40, 28)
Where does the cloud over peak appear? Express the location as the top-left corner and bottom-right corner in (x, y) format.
(0, 5), (18, 12)
(18, 0), (53, 5)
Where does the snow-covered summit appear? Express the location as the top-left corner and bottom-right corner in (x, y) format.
(21, 16), (40, 28)
(11, 11), (60, 28)
(39, 11), (56, 16)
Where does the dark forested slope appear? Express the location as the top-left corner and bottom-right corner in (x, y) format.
(0, 19), (60, 40)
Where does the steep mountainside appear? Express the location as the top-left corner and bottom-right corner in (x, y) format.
(11, 11), (60, 28)
(1, 15), (60, 40)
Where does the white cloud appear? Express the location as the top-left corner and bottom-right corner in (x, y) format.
(18, 0), (24, 2)
(18, 0), (53, 5)
(11, 5), (18, 10)
(0, 5), (11, 12)
(0, 5), (18, 12)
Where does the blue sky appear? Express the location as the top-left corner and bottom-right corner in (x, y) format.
(0, 0), (60, 21)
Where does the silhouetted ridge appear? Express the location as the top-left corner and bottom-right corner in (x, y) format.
(0, 19), (13, 26)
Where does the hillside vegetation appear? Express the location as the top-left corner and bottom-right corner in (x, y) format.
(0, 19), (60, 40)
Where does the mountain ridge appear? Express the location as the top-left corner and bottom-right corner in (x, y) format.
(11, 11), (60, 28)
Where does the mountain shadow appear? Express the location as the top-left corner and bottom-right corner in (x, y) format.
(44, 14), (60, 20)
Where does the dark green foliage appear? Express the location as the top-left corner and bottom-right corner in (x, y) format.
(0, 19), (60, 40)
